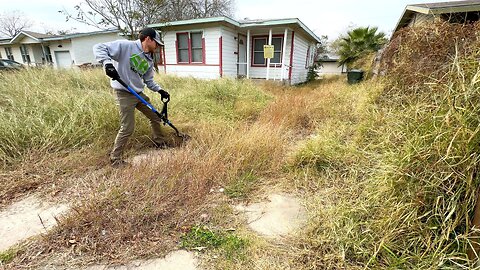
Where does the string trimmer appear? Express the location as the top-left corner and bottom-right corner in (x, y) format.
(114, 77), (190, 141)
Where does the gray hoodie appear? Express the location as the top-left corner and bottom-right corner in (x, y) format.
(93, 39), (162, 93)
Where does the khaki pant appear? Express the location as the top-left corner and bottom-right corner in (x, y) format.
(110, 89), (164, 160)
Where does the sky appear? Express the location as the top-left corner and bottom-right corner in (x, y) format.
(0, 0), (453, 40)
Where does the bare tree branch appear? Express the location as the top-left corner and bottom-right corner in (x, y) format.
(60, 0), (235, 39)
(0, 10), (32, 37)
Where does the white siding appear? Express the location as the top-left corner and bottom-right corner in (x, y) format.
(10, 46), (22, 63)
(71, 33), (124, 65)
(163, 27), (221, 79)
(291, 32), (312, 85)
(220, 26), (238, 78)
(49, 40), (73, 68)
(317, 62), (345, 75)
(20, 36), (38, 44)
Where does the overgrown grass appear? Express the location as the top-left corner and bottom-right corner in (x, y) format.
(288, 25), (480, 269)
(4, 37), (479, 269)
(0, 68), (118, 165)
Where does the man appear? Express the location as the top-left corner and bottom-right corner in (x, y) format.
(93, 27), (170, 167)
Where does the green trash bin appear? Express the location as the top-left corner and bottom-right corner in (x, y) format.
(347, 69), (364, 84)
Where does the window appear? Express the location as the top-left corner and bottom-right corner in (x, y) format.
(176, 31), (204, 64)
(305, 45), (316, 68)
(177, 33), (189, 63)
(253, 37), (266, 66)
(43, 46), (53, 63)
(252, 36), (283, 66)
(5, 47), (14, 60)
(20, 45), (31, 64)
(190, 32), (203, 63)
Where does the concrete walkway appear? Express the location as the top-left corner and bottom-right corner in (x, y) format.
(85, 250), (200, 270)
(0, 195), (69, 251)
(235, 193), (307, 237)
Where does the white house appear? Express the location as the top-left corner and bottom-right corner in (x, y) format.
(0, 29), (125, 68)
(149, 17), (321, 85)
(316, 54), (346, 76)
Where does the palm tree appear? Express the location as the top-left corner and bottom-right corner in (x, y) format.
(338, 26), (386, 68)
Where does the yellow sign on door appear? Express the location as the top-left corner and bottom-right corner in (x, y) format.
(263, 45), (274, 59)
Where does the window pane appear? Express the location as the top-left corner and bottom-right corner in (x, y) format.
(254, 38), (266, 51)
(192, 49), (203, 62)
(254, 52), (265, 65)
(178, 34), (188, 49)
(179, 49), (189, 62)
(271, 52), (281, 63)
(272, 38), (282, 51)
(191, 33), (202, 48)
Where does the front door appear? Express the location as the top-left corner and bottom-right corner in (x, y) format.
(237, 34), (247, 77)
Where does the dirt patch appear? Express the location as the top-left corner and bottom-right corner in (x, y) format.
(0, 195), (69, 251)
(235, 193), (307, 237)
(85, 250), (199, 270)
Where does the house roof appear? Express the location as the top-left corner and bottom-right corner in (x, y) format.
(148, 16), (322, 43)
(317, 54), (340, 62)
(43, 29), (120, 41)
(6, 29), (120, 44)
(394, 0), (480, 33)
(10, 30), (57, 43)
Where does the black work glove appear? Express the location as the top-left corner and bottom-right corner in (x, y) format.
(158, 89), (170, 99)
(104, 63), (119, 79)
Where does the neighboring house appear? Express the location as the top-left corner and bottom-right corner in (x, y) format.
(393, 0), (480, 34)
(316, 54), (346, 75)
(0, 29), (125, 68)
(149, 17), (321, 85)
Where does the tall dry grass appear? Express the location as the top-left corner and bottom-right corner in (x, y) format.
(289, 23), (480, 269)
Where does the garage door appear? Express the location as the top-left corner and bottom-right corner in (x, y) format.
(55, 51), (72, 68)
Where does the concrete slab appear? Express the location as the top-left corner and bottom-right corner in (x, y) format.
(235, 193), (307, 237)
(0, 195), (69, 251)
(85, 250), (199, 270)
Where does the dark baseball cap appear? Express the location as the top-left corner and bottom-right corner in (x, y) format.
(140, 27), (163, 46)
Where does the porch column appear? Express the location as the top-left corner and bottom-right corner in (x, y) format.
(281, 28), (288, 81)
(247, 29), (250, 79)
(266, 29), (272, 80)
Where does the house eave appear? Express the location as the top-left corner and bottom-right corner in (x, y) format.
(149, 17), (321, 43)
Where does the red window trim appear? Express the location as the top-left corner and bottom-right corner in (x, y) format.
(176, 31), (205, 65)
(219, 36), (223, 77)
(250, 34), (284, 67)
(155, 45), (167, 73)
